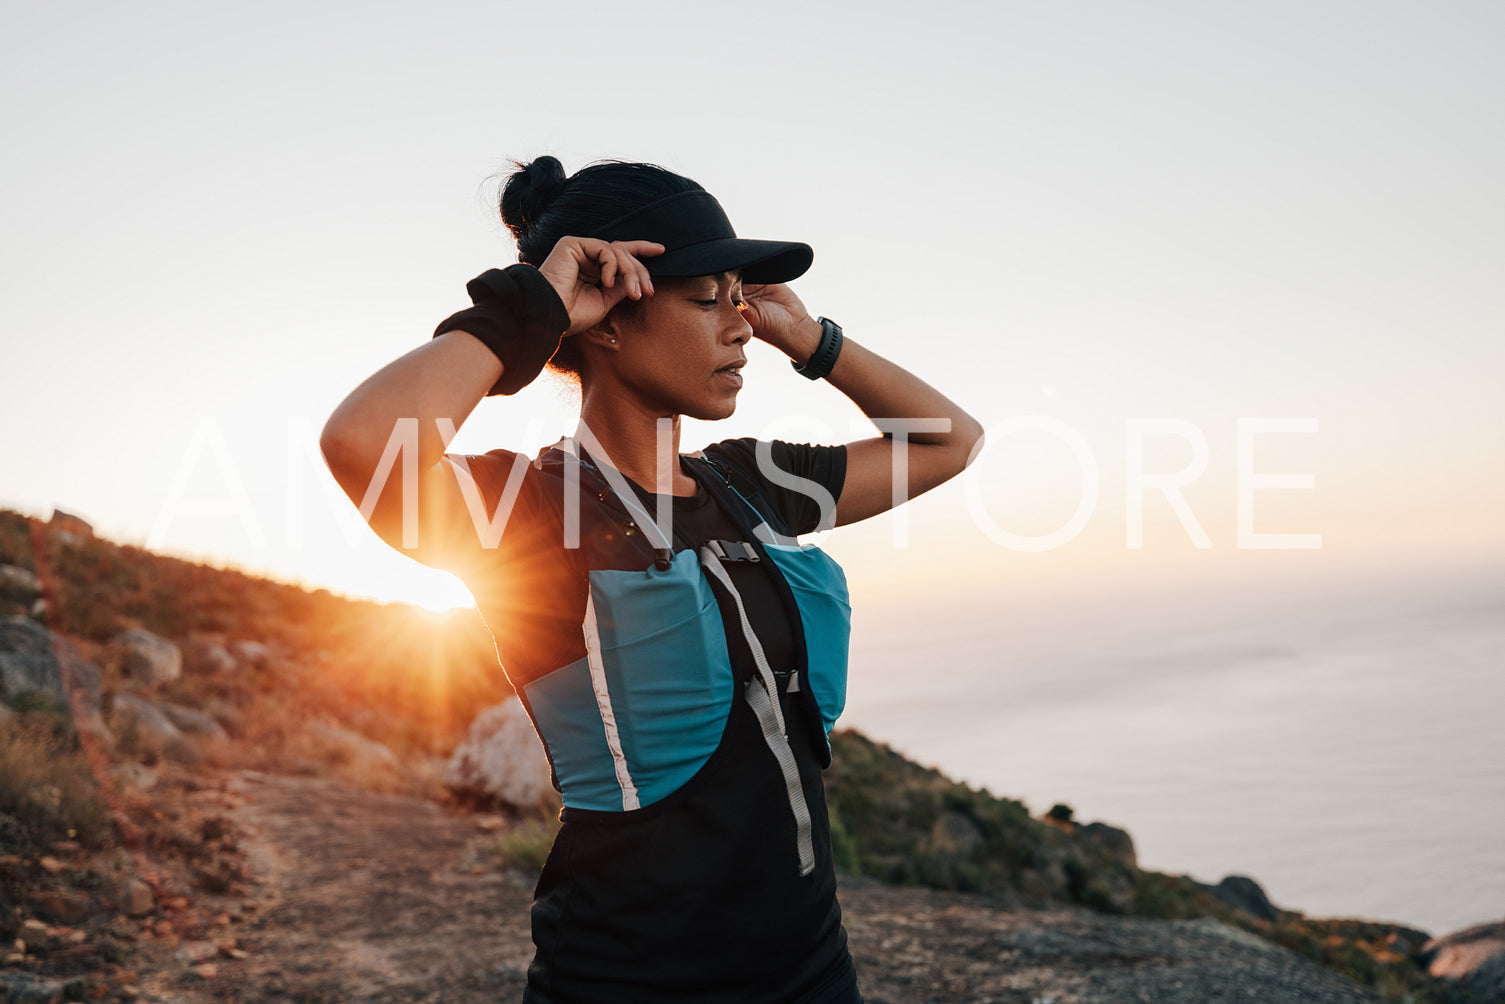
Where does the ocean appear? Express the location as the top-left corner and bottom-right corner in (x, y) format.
(838, 549), (1505, 937)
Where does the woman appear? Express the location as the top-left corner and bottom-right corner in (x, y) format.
(321, 157), (983, 1003)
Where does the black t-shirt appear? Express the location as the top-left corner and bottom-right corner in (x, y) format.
(441, 437), (857, 1004)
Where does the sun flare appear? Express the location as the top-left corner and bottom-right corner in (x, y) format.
(370, 566), (477, 613)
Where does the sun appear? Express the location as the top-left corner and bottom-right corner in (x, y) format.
(367, 565), (478, 612)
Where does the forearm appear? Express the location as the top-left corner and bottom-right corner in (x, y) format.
(781, 318), (983, 453)
(320, 330), (502, 473)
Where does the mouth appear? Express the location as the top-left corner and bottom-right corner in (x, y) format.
(714, 361), (745, 388)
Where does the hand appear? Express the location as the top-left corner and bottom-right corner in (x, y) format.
(741, 283), (820, 359)
(537, 238), (664, 335)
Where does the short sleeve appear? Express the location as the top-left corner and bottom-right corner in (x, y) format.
(705, 438), (847, 537)
(437, 447), (552, 583)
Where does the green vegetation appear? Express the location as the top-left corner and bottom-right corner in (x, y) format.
(824, 731), (1439, 1001)
(492, 815), (564, 875)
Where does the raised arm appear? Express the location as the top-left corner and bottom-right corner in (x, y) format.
(319, 239), (661, 568)
(319, 329), (504, 569)
(741, 285), (984, 527)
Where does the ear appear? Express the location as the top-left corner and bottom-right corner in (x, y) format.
(579, 312), (628, 353)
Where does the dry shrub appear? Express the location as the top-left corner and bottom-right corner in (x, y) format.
(0, 714), (114, 849)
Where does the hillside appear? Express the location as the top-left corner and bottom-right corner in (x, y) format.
(1, 507), (1493, 1002)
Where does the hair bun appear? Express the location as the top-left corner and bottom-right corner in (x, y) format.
(501, 156), (568, 243)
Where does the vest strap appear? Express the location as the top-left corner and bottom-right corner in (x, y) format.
(699, 546), (815, 877)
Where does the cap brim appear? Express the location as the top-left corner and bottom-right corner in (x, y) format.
(643, 238), (813, 285)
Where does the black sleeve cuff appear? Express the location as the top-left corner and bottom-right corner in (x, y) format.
(434, 264), (571, 396)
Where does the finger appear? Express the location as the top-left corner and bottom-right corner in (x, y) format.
(612, 243), (651, 299)
(598, 246), (618, 289)
(620, 240), (665, 260)
(621, 246), (656, 296)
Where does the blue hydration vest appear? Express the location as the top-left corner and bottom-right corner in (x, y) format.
(517, 436), (851, 875)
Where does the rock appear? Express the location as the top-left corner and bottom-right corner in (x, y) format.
(1462, 950), (1505, 1002)
(0, 970), (67, 1004)
(30, 887), (93, 924)
(0, 622), (109, 741)
(0, 614), (67, 709)
(115, 878), (155, 917)
(1421, 919), (1505, 980)
(104, 628), (182, 687)
(53, 635), (101, 715)
(0, 565), (42, 605)
(199, 697), (243, 737)
(227, 639), (273, 671)
(107, 762), (159, 791)
(48, 509), (93, 538)
(177, 939), (219, 964)
(52, 634), (108, 741)
(928, 810), (985, 857)
(307, 721), (398, 771)
(1079, 820), (1137, 868)
(182, 636), (236, 676)
(1204, 874), (1281, 922)
(159, 701), (229, 742)
(107, 693), (199, 764)
(443, 699), (553, 810)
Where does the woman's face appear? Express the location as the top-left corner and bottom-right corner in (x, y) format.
(606, 271), (752, 421)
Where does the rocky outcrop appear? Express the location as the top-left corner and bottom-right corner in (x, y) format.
(1421, 919), (1505, 980)
(1199, 874), (1282, 923)
(182, 634), (237, 676)
(158, 701), (230, 742)
(227, 639), (274, 672)
(1079, 820), (1137, 867)
(103, 628), (182, 687)
(1451, 951), (1505, 1003)
(443, 699), (552, 810)
(48, 508), (93, 538)
(0, 615), (108, 745)
(0, 563), (42, 605)
(306, 721), (398, 773)
(107, 692), (200, 764)
(0, 614), (69, 709)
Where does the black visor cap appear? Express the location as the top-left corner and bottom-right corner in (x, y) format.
(588, 190), (813, 285)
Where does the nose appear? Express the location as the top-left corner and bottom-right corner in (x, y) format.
(724, 304), (753, 344)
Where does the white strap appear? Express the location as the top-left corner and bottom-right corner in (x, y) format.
(582, 592), (638, 810)
(700, 547), (815, 876)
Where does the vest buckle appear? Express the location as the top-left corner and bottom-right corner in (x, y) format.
(706, 539), (760, 563)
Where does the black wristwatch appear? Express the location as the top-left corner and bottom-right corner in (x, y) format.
(791, 316), (843, 381)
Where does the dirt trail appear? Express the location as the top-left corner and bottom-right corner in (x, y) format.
(130, 770), (1383, 1004)
(136, 770), (535, 1003)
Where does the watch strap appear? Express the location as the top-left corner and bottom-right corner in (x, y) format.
(791, 316), (843, 381)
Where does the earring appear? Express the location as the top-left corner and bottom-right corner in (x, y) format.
(609, 337), (618, 344)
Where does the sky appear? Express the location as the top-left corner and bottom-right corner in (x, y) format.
(3, 0), (1504, 931)
(3, 1), (1502, 613)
